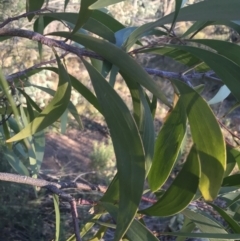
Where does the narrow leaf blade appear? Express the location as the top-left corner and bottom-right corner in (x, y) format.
(7, 54), (71, 142)
(83, 59), (145, 241)
(141, 145), (200, 217)
(173, 80), (226, 201)
(148, 97), (187, 191)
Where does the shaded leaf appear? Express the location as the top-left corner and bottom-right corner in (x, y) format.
(182, 208), (229, 241)
(91, 9), (124, 32)
(209, 203), (240, 233)
(148, 97), (187, 191)
(182, 21), (214, 38)
(19, 105), (39, 177)
(26, 0), (44, 21)
(33, 130), (45, 176)
(32, 83), (83, 129)
(177, 217), (196, 241)
(139, 47), (208, 72)
(222, 174), (240, 187)
(17, 66), (98, 122)
(109, 65), (119, 87)
(0, 68), (22, 130)
(170, 0), (187, 31)
(83, 59), (145, 241)
(101, 202), (159, 241)
(115, 27), (137, 47)
(225, 145), (239, 177)
(64, 0), (70, 11)
(36, 12), (116, 42)
(141, 145), (200, 216)
(2, 146), (29, 176)
(37, 15), (44, 61)
(171, 44), (240, 102)
(53, 194), (60, 241)
(189, 39), (240, 66)
(7, 54), (71, 142)
(89, 226), (107, 241)
(125, 0), (240, 49)
(122, 74), (154, 174)
(80, 214), (102, 238)
(173, 80), (226, 201)
(71, 0), (96, 35)
(18, 88), (42, 113)
(100, 173), (119, 202)
(2, 120), (12, 149)
(48, 31), (171, 108)
(90, 57), (112, 78)
(60, 109), (68, 134)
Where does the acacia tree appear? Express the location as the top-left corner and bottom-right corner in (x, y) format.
(2, 0), (240, 240)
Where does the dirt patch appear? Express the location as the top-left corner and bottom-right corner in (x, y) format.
(42, 117), (109, 178)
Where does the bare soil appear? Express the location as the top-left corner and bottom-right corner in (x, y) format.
(42, 117), (110, 178)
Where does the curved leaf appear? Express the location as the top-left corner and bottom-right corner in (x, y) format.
(222, 174), (240, 187)
(225, 145), (238, 177)
(90, 57), (112, 78)
(71, 0), (97, 35)
(189, 39), (240, 66)
(115, 27), (137, 47)
(2, 146), (29, 176)
(35, 9), (125, 42)
(139, 47), (208, 72)
(141, 145), (200, 217)
(124, 0), (240, 49)
(101, 202), (159, 241)
(83, 59), (145, 241)
(182, 21), (214, 38)
(170, 0), (187, 31)
(122, 74), (154, 174)
(171, 44), (240, 102)
(183, 19), (240, 38)
(36, 9), (124, 34)
(18, 88), (41, 113)
(91, 9), (124, 32)
(101, 173), (119, 202)
(7, 54), (71, 142)
(19, 66), (98, 124)
(26, 0), (44, 21)
(229, 147), (240, 170)
(208, 85), (231, 105)
(173, 80), (226, 201)
(209, 203), (240, 233)
(64, 0), (70, 11)
(182, 208), (229, 238)
(31, 83), (83, 129)
(48, 31), (171, 108)
(148, 97), (187, 191)
(177, 217), (196, 241)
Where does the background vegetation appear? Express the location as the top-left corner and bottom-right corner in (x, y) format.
(1, 0), (240, 240)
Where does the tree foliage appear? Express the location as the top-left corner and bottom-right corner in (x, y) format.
(1, 0), (240, 240)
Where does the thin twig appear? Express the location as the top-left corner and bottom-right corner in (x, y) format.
(218, 119), (240, 141)
(0, 28), (103, 62)
(7, 52), (69, 82)
(0, 172), (106, 192)
(46, 184), (82, 241)
(0, 8), (50, 28)
(0, 172), (107, 241)
(0, 28), (222, 85)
